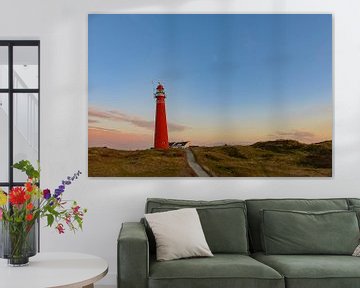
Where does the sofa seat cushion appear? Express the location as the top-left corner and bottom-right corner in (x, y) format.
(149, 254), (284, 288)
(253, 252), (360, 288)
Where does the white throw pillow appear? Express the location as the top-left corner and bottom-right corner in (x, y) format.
(145, 208), (213, 261)
(353, 244), (360, 256)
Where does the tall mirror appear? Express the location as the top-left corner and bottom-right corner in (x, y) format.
(0, 40), (40, 189)
(0, 41), (40, 189)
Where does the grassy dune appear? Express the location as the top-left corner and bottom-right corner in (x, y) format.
(89, 140), (332, 177)
(88, 147), (196, 177)
(191, 140), (332, 177)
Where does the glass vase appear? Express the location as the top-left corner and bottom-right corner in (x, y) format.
(0, 220), (37, 266)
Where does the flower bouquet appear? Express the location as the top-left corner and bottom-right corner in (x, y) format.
(0, 160), (87, 266)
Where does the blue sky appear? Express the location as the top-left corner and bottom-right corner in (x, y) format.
(88, 14), (332, 149)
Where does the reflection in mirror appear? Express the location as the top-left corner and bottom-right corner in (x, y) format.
(13, 93), (39, 182)
(13, 46), (38, 89)
(0, 186), (8, 192)
(0, 94), (9, 182)
(0, 46), (8, 89)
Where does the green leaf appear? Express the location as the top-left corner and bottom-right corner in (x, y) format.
(47, 205), (60, 217)
(12, 160), (40, 180)
(47, 214), (54, 227)
(75, 216), (83, 230)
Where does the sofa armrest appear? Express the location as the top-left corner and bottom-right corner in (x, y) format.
(118, 222), (149, 288)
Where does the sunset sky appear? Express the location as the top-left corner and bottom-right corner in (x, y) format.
(88, 14), (332, 150)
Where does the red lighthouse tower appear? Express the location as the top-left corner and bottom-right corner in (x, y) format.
(154, 83), (169, 149)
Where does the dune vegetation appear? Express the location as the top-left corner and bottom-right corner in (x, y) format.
(89, 140), (332, 177)
(191, 140), (332, 177)
(88, 147), (196, 177)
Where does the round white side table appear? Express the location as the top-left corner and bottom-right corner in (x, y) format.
(0, 252), (108, 288)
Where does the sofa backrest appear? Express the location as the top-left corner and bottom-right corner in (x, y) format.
(245, 198), (349, 252)
(348, 198), (360, 207)
(145, 198), (249, 254)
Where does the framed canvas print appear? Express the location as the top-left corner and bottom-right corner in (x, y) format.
(88, 14), (332, 177)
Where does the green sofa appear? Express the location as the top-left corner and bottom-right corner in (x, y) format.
(118, 198), (360, 288)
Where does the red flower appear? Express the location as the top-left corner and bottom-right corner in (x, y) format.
(24, 193), (31, 201)
(9, 187), (26, 205)
(25, 182), (33, 192)
(26, 214), (33, 221)
(56, 223), (65, 234)
(26, 203), (34, 210)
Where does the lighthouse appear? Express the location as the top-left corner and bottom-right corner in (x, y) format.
(154, 83), (169, 149)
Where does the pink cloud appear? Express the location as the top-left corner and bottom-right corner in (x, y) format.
(88, 127), (152, 150)
(88, 106), (188, 132)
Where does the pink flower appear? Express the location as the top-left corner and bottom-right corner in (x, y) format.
(56, 223), (65, 234)
(72, 205), (80, 215)
(0, 208), (3, 220)
(65, 214), (71, 225)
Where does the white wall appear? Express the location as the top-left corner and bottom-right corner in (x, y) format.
(1, 0), (360, 286)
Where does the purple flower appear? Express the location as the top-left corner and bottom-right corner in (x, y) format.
(54, 189), (63, 198)
(54, 171), (82, 199)
(43, 189), (51, 200)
